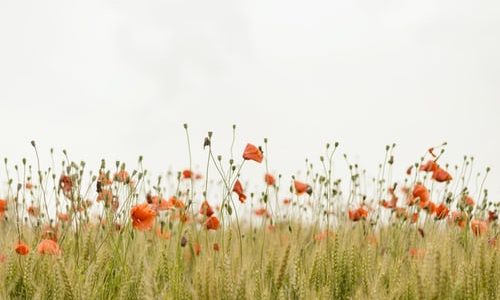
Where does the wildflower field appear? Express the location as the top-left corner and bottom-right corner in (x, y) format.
(0, 126), (498, 300)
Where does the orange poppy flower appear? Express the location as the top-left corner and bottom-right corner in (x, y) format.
(242, 143), (263, 163)
(114, 169), (129, 183)
(37, 239), (61, 255)
(15, 241), (30, 256)
(98, 171), (113, 186)
(394, 207), (408, 220)
(147, 194), (170, 211)
(348, 207), (368, 221)
(432, 167), (452, 183)
(182, 169), (193, 179)
(194, 243), (201, 256)
(57, 212), (70, 222)
(470, 220), (488, 236)
(25, 182), (33, 190)
(412, 183), (430, 205)
(264, 173), (276, 186)
(205, 215), (220, 230)
(408, 247), (426, 259)
(283, 198), (291, 205)
(232, 180), (247, 203)
(27, 205), (40, 217)
(464, 196), (475, 207)
(213, 243), (220, 252)
(0, 199), (7, 218)
(199, 200), (214, 217)
(420, 160), (438, 173)
(294, 180), (311, 196)
(411, 212), (419, 224)
(381, 188), (398, 209)
(434, 203), (449, 219)
(167, 196), (185, 209)
(130, 203), (156, 231)
(254, 208), (271, 218)
(97, 189), (113, 203)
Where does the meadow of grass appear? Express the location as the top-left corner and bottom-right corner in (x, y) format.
(0, 126), (498, 299)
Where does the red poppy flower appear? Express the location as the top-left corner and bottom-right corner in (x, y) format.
(412, 183), (430, 204)
(488, 210), (498, 223)
(37, 239), (61, 255)
(182, 169), (193, 179)
(194, 243), (201, 256)
(348, 207), (368, 221)
(254, 208), (270, 218)
(432, 167), (452, 183)
(167, 196), (185, 209)
(434, 203), (449, 219)
(450, 211), (467, 229)
(59, 175), (73, 193)
(264, 173), (276, 186)
(283, 198), (291, 205)
(15, 241), (30, 256)
(205, 215), (220, 230)
(294, 180), (311, 196)
(213, 243), (220, 251)
(381, 188), (398, 209)
(420, 160), (439, 173)
(130, 203), (156, 231)
(199, 200), (214, 217)
(98, 171), (113, 186)
(232, 180), (247, 203)
(411, 212), (419, 224)
(0, 199), (7, 218)
(409, 247), (426, 259)
(242, 143), (263, 163)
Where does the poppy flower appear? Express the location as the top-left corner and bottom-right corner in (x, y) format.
(411, 212), (419, 224)
(130, 203), (156, 231)
(199, 200), (214, 217)
(348, 207), (368, 221)
(232, 180), (247, 203)
(115, 169), (129, 183)
(57, 212), (70, 222)
(0, 199), (7, 218)
(37, 239), (61, 255)
(147, 194), (170, 211)
(408, 247), (426, 259)
(242, 143), (263, 163)
(167, 196), (185, 209)
(420, 160), (438, 173)
(98, 171), (113, 186)
(294, 180), (312, 196)
(412, 183), (430, 205)
(434, 203), (449, 219)
(264, 173), (276, 186)
(471, 220), (488, 236)
(432, 167), (452, 183)
(254, 208), (271, 218)
(182, 169), (193, 179)
(464, 196), (475, 207)
(450, 211), (467, 229)
(283, 198), (291, 205)
(25, 182), (34, 190)
(213, 243), (220, 252)
(195, 173), (203, 180)
(205, 215), (220, 230)
(194, 243), (201, 256)
(394, 207), (408, 220)
(59, 175), (73, 193)
(313, 230), (334, 242)
(97, 189), (113, 203)
(27, 205), (40, 217)
(381, 188), (398, 209)
(15, 242), (30, 256)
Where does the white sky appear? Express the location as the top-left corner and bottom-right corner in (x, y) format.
(1, 0), (499, 199)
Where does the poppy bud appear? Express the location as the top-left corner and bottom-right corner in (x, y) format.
(181, 236), (187, 247)
(203, 137), (211, 148)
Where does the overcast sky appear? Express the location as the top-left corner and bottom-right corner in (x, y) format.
(0, 0), (499, 199)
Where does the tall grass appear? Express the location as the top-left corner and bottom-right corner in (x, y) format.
(0, 129), (498, 299)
